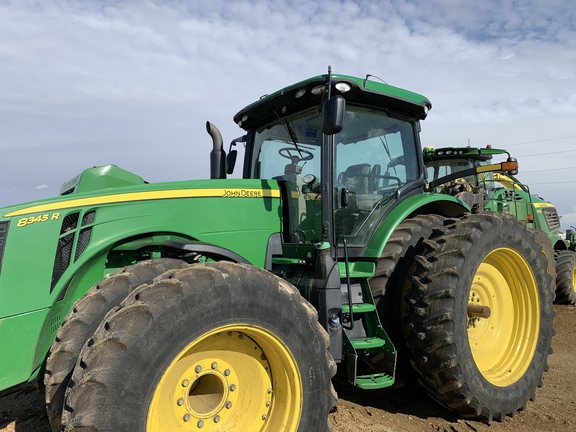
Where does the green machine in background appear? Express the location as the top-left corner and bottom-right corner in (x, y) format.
(424, 144), (576, 304)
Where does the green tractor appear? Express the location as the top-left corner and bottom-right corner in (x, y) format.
(424, 145), (576, 304)
(0, 70), (554, 431)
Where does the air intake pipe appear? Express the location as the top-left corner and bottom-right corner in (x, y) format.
(207, 121), (226, 179)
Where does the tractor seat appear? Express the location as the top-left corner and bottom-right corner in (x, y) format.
(339, 164), (371, 194)
(339, 164), (381, 211)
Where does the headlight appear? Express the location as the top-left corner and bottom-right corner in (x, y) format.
(335, 82), (351, 93)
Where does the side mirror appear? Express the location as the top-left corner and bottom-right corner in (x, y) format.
(322, 95), (345, 135)
(226, 136), (245, 175)
(226, 150), (237, 175)
(506, 156), (518, 175)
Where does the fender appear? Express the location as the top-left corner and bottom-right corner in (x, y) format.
(162, 240), (252, 264)
(365, 193), (470, 258)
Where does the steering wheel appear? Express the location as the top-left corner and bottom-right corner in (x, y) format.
(279, 147), (314, 163)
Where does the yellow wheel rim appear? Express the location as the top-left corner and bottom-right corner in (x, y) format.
(572, 267), (576, 294)
(468, 247), (540, 387)
(147, 325), (302, 431)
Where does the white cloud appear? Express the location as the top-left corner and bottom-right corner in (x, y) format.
(0, 0), (575, 231)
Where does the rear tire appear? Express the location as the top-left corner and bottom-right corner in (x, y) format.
(44, 258), (189, 432)
(370, 214), (447, 299)
(555, 250), (576, 305)
(405, 213), (554, 421)
(529, 228), (557, 292)
(61, 262), (336, 431)
(368, 214), (446, 376)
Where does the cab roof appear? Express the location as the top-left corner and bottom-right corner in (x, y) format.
(423, 146), (508, 162)
(233, 74), (432, 131)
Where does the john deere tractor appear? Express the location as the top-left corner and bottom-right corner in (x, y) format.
(424, 145), (576, 305)
(0, 70), (554, 431)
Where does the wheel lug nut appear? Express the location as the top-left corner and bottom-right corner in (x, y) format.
(224, 369), (230, 376)
(183, 414), (191, 422)
(230, 384), (236, 391)
(181, 379), (189, 387)
(177, 398), (184, 406)
(211, 362), (218, 370)
(197, 420), (204, 428)
(195, 365), (202, 373)
(214, 415), (220, 423)
(225, 401), (233, 409)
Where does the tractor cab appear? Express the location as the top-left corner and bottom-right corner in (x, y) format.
(423, 146), (519, 211)
(245, 104), (422, 247)
(234, 72), (430, 254)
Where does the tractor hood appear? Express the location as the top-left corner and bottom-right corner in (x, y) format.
(60, 165), (147, 195)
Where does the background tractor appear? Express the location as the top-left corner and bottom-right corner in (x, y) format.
(0, 71), (554, 431)
(424, 145), (576, 304)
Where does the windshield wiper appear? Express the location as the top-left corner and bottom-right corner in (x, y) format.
(273, 109), (304, 158)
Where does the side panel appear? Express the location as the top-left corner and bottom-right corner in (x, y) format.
(0, 309), (49, 389)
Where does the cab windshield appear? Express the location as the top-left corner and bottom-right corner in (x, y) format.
(426, 158), (476, 184)
(425, 157), (504, 192)
(251, 105), (420, 246)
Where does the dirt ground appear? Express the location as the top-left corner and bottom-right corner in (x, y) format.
(1, 305), (574, 432)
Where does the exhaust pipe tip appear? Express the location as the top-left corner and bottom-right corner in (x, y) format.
(207, 121), (226, 179)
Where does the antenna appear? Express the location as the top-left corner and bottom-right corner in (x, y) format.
(326, 65), (332, 99)
(363, 74), (387, 87)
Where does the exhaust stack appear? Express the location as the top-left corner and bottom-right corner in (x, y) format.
(207, 121), (226, 179)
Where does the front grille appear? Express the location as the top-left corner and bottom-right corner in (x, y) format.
(542, 207), (561, 232)
(0, 221), (8, 275)
(82, 210), (96, 225)
(51, 210), (96, 291)
(51, 233), (74, 291)
(60, 213), (79, 234)
(51, 212), (80, 291)
(75, 227), (92, 261)
(74, 210), (95, 262)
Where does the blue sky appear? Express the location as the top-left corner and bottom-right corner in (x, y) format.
(1, 0), (575, 229)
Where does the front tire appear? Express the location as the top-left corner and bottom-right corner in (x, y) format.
(44, 258), (189, 432)
(406, 213), (554, 421)
(61, 262), (336, 431)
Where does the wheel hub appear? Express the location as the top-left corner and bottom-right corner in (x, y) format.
(467, 291), (489, 328)
(147, 326), (301, 431)
(171, 333), (273, 430)
(173, 358), (253, 429)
